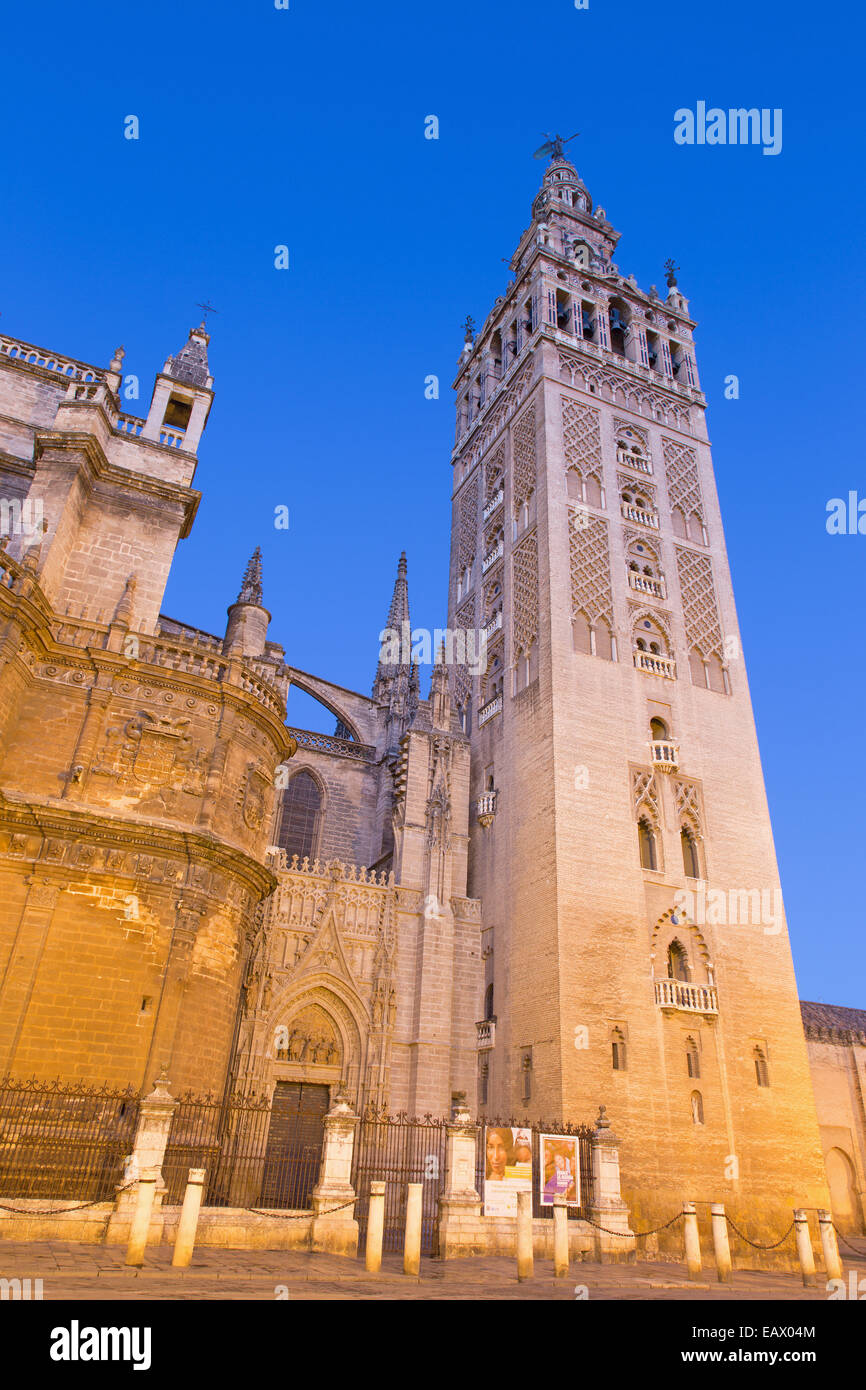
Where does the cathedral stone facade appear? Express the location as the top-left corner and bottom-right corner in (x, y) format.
(0, 150), (856, 1236)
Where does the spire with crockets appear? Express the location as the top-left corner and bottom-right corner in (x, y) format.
(372, 550), (420, 720)
(237, 546), (264, 606)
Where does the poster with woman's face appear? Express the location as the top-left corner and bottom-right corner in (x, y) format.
(483, 1125), (533, 1216)
(539, 1134), (580, 1206)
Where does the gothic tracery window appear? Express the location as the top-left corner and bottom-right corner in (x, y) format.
(277, 770), (323, 861)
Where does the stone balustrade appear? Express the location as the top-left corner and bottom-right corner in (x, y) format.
(482, 487), (504, 521)
(633, 650), (676, 680)
(481, 540), (504, 574)
(0, 333), (103, 383)
(654, 977), (719, 1015)
(477, 693), (502, 727)
(620, 502), (659, 528)
(285, 727), (376, 762)
(617, 451), (653, 475)
(265, 849), (394, 887)
(628, 571), (665, 598)
(649, 740), (679, 772)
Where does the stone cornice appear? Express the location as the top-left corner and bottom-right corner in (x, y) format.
(0, 789), (277, 901)
(33, 430), (201, 536)
(0, 590), (294, 755)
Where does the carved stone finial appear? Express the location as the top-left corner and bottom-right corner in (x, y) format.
(664, 258), (680, 289)
(595, 1104), (610, 1131)
(113, 573), (137, 626)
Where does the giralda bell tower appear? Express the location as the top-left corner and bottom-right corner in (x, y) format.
(447, 143), (829, 1236)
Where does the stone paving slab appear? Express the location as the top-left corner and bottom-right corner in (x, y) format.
(1, 1238), (864, 1300)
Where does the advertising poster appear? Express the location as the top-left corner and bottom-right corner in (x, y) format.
(539, 1133), (581, 1207)
(483, 1125), (533, 1216)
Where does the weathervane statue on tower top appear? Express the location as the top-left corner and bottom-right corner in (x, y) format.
(195, 300), (219, 329)
(533, 131), (580, 161)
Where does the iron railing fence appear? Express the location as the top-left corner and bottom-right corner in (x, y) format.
(0, 1076), (140, 1201)
(162, 1091), (324, 1210)
(352, 1113), (448, 1255)
(476, 1116), (595, 1220)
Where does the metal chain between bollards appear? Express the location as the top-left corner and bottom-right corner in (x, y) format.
(724, 1215), (794, 1250)
(831, 1223), (866, 1256)
(583, 1210), (684, 1238)
(0, 1181), (138, 1216)
(242, 1196), (358, 1220)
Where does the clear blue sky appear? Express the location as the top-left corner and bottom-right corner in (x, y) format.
(1, 0), (863, 1006)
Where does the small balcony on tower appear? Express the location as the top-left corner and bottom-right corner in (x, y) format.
(482, 609), (502, 642)
(650, 739), (680, 773)
(633, 620), (675, 680)
(634, 650), (676, 680)
(483, 487), (504, 522)
(481, 538), (504, 574)
(628, 570), (665, 599)
(478, 693), (502, 727)
(620, 499), (659, 529)
(654, 977), (718, 1016)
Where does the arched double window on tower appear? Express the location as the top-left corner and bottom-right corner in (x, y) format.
(276, 770), (323, 862)
(638, 816), (658, 870)
(667, 939), (691, 983)
(686, 1036), (701, 1079)
(484, 982), (495, 1021)
(681, 826), (701, 879)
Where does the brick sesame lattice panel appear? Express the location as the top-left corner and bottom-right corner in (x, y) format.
(512, 530), (539, 656)
(675, 546), (723, 659)
(568, 510), (613, 626)
(512, 405), (537, 509)
(457, 477), (478, 573)
(561, 397), (603, 483)
(662, 437), (704, 525)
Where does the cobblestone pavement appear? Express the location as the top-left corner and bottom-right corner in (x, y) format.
(1, 1239), (864, 1300)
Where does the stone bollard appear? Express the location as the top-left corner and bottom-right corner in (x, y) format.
(817, 1209), (843, 1282)
(366, 1181), (386, 1273)
(553, 1193), (569, 1278)
(436, 1100), (483, 1260)
(710, 1203), (732, 1284)
(793, 1209), (816, 1287)
(106, 1069), (176, 1248)
(516, 1189), (534, 1281)
(171, 1168), (207, 1268)
(404, 1183), (423, 1276)
(589, 1107), (634, 1262)
(682, 1201), (702, 1279)
(310, 1090), (360, 1257)
(125, 1168), (160, 1266)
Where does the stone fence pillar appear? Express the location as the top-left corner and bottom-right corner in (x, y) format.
(589, 1106), (634, 1263)
(310, 1090), (359, 1256)
(436, 1097), (484, 1259)
(106, 1070), (177, 1247)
